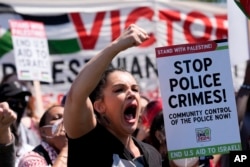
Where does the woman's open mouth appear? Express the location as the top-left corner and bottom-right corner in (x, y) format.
(124, 104), (137, 123)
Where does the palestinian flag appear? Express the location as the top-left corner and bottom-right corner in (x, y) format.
(0, 2), (113, 58)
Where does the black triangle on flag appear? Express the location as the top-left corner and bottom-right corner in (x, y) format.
(234, 0), (250, 19)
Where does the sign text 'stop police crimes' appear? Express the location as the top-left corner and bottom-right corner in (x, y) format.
(156, 41), (226, 109)
(168, 57), (225, 109)
(155, 40), (241, 159)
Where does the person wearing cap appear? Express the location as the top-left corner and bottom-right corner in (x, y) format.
(0, 101), (17, 167)
(0, 81), (32, 124)
(0, 80), (34, 166)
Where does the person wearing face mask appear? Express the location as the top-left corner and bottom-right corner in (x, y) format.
(18, 105), (68, 167)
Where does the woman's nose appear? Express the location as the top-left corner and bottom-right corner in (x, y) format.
(127, 89), (136, 99)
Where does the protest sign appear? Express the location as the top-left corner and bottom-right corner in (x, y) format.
(9, 20), (52, 82)
(155, 39), (241, 160)
(9, 20), (51, 117)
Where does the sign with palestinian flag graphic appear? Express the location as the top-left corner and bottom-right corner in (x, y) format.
(0, 1), (230, 105)
(155, 39), (241, 159)
(9, 20), (52, 82)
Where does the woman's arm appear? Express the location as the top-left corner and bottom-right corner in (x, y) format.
(63, 24), (149, 138)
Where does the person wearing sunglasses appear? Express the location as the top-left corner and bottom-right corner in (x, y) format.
(18, 105), (68, 167)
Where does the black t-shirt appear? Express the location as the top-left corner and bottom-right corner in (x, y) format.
(67, 123), (162, 167)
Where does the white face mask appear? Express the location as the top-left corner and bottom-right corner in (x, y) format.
(41, 118), (64, 138)
(172, 157), (199, 167)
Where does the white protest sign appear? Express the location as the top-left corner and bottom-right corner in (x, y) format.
(9, 20), (52, 82)
(155, 40), (241, 160)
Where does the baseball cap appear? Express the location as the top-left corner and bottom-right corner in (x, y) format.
(0, 81), (32, 99)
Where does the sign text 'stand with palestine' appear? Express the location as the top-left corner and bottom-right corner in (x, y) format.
(155, 39), (241, 160)
(9, 20), (52, 83)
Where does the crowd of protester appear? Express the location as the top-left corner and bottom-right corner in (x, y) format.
(1, 24), (250, 167)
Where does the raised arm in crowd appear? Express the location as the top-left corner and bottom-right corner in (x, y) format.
(0, 102), (17, 167)
(64, 24), (162, 167)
